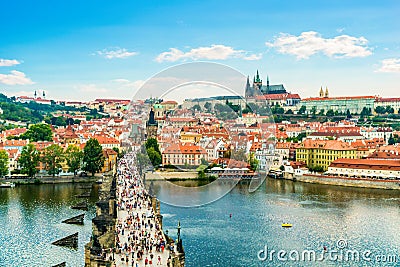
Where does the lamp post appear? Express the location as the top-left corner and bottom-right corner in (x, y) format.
(177, 221), (181, 244)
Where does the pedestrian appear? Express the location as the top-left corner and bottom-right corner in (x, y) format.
(157, 255), (161, 265)
(145, 257), (149, 266)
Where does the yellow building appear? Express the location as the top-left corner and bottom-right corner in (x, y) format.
(180, 132), (202, 144)
(296, 139), (357, 171)
(102, 148), (118, 173)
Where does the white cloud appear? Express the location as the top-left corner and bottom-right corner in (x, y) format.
(95, 47), (138, 59)
(75, 84), (108, 93)
(155, 44), (262, 62)
(265, 31), (372, 59)
(375, 58), (400, 73)
(112, 78), (145, 89)
(0, 59), (21, 67)
(336, 28), (345, 33)
(0, 70), (34, 85)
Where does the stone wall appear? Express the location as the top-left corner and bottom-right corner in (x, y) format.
(145, 171), (198, 180)
(295, 174), (400, 190)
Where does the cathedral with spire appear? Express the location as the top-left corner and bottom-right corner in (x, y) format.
(245, 70), (287, 97)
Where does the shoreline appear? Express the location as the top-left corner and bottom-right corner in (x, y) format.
(1, 176), (101, 185)
(289, 174), (400, 190)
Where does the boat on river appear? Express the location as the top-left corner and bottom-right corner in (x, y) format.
(0, 182), (16, 188)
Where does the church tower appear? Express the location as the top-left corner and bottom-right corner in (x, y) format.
(325, 87), (329, 98)
(42, 90), (46, 99)
(253, 70), (262, 91)
(245, 76), (252, 97)
(34, 90), (37, 99)
(146, 108), (158, 139)
(319, 86), (324, 98)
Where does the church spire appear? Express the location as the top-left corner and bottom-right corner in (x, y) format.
(267, 75), (270, 88)
(34, 90), (37, 98)
(319, 86), (324, 98)
(325, 87), (329, 98)
(245, 76), (252, 97)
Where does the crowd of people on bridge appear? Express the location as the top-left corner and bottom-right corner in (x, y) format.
(109, 151), (171, 267)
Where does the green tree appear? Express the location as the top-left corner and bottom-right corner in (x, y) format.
(346, 109), (352, 119)
(285, 109), (294, 115)
(271, 104), (284, 114)
(360, 107), (372, 117)
(326, 109), (335, 117)
(318, 109), (325, 116)
(19, 144), (40, 178)
(83, 138), (104, 176)
(200, 157), (209, 166)
(147, 147), (162, 167)
(298, 105), (306, 115)
(248, 152), (259, 171)
(145, 138), (161, 154)
(204, 102), (212, 112)
(191, 104), (202, 112)
(0, 150), (9, 177)
(386, 106), (394, 114)
(66, 145), (83, 176)
(375, 106), (386, 115)
(311, 106), (317, 117)
(22, 123), (53, 142)
(41, 144), (64, 177)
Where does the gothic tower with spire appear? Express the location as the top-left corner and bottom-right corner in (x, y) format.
(146, 108), (158, 139)
(253, 70), (262, 91)
(245, 76), (252, 97)
(319, 87), (324, 98)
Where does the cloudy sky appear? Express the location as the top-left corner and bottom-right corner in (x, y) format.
(1, 0), (399, 101)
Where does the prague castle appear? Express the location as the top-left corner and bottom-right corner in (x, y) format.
(245, 70), (287, 97)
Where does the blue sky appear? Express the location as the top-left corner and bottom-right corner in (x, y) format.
(1, 0), (399, 101)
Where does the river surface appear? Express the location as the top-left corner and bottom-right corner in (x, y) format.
(1, 179), (400, 266)
(0, 183), (98, 267)
(157, 178), (400, 267)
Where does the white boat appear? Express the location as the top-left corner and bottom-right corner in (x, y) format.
(0, 182), (16, 188)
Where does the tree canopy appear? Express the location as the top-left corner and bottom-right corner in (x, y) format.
(66, 145), (84, 175)
(19, 144), (40, 177)
(83, 138), (104, 176)
(0, 150), (9, 177)
(21, 123), (53, 142)
(41, 144), (64, 176)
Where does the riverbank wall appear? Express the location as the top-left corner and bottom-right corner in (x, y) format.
(84, 172), (116, 267)
(293, 174), (400, 190)
(3, 175), (100, 185)
(145, 171), (198, 181)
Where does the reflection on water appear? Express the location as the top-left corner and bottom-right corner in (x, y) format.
(0, 183), (98, 267)
(157, 178), (400, 267)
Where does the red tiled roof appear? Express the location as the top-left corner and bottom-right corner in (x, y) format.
(163, 143), (207, 154)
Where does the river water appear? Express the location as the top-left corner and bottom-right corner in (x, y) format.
(0, 183), (98, 267)
(158, 179), (400, 267)
(1, 179), (400, 267)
